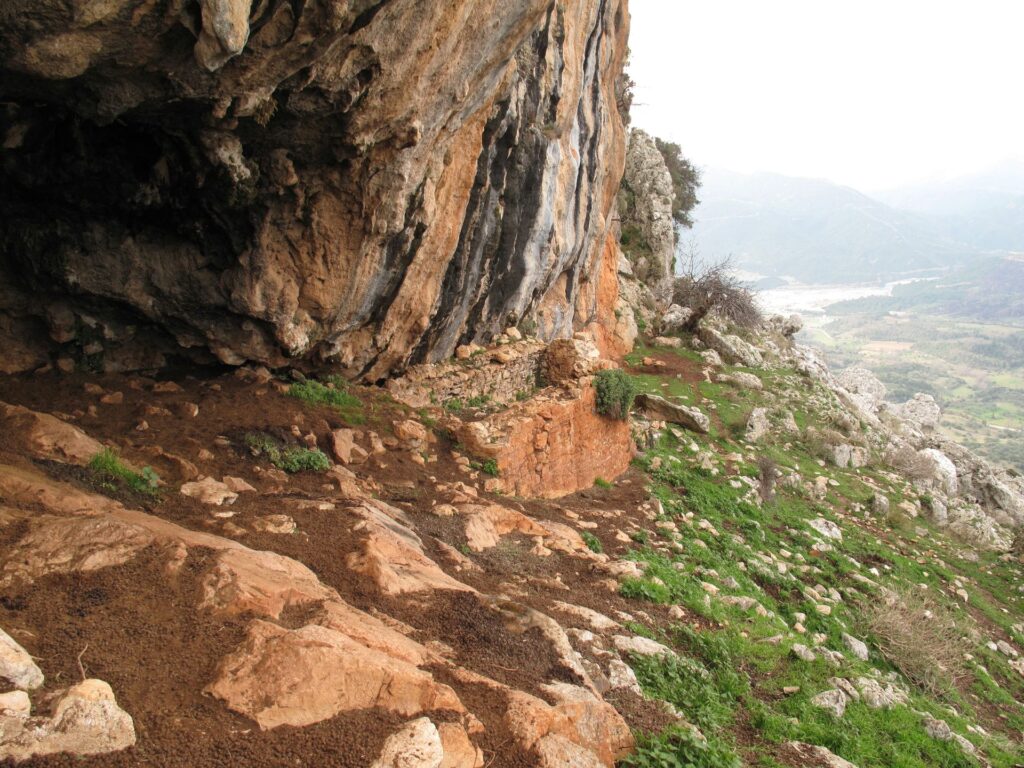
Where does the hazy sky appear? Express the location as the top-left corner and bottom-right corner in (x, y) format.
(628, 0), (1024, 191)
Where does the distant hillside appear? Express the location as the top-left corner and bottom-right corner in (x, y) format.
(877, 161), (1024, 252)
(689, 168), (978, 282)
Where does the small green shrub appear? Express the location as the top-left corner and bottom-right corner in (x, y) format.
(275, 447), (331, 473)
(621, 726), (741, 768)
(88, 448), (160, 497)
(244, 433), (331, 473)
(594, 476), (613, 489)
(481, 458), (499, 477)
(465, 394), (491, 409)
(594, 369), (637, 420)
(581, 531), (603, 553)
(620, 577), (671, 603)
(444, 398), (464, 413)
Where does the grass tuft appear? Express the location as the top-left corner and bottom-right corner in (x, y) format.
(88, 448), (160, 497)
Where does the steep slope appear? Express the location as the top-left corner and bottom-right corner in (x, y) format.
(2, 320), (1022, 767)
(0, 0), (628, 378)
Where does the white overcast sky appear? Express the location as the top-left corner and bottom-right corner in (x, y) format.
(627, 0), (1024, 191)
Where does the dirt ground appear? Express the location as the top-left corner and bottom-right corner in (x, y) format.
(0, 369), (685, 767)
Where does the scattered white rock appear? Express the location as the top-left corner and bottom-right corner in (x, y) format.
(612, 635), (672, 657)
(0, 679), (136, 761)
(0, 628), (43, 690)
(808, 518), (842, 541)
(810, 688), (847, 718)
(370, 717), (443, 768)
(180, 477), (238, 506)
(842, 633), (869, 661)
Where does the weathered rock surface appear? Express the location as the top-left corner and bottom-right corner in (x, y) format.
(0, 628), (44, 691)
(634, 394), (709, 434)
(206, 621), (464, 730)
(0, 0), (628, 377)
(180, 477), (239, 506)
(0, 679), (136, 761)
(347, 500), (476, 595)
(836, 366), (887, 412)
(698, 327), (763, 368)
(370, 718), (445, 768)
(0, 402), (103, 465)
(618, 129), (676, 307)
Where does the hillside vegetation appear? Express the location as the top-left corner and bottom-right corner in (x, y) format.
(612, 326), (1024, 767)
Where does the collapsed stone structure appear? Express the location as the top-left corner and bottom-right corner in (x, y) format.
(389, 333), (634, 498)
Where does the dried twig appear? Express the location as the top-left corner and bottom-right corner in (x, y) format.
(76, 643), (89, 681)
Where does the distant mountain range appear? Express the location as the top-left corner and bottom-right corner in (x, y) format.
(876, 160), (1024, 253)
(688, 162), (1024, 283)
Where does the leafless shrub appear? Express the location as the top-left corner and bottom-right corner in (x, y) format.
(804, 426), (849, 460)
(757, 456), (778, 503)
(885, 443), (935, 481)
(827, 410), (860, 438)
(673, 247), (762, 331)
(1012, 528), (1024, 559)
(859, 589), (967, 698)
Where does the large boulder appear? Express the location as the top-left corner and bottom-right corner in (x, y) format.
(768, 314), (803, 338)
(697, 327), (763, 368)
(634, 394), (710, 434)
(916, 449), (959, 496)
(660, 304), (693, 334)
(836, 367), (887, 412)
(745, 408), (772, 442)
(896, 394), (942, 434)
(946, 503), (1013, 551)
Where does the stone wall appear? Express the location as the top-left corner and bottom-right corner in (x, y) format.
(386, 341), (546, 410)
(457, 384), (633, 498)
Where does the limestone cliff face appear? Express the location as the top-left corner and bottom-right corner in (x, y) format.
(0, 0), (629, 378)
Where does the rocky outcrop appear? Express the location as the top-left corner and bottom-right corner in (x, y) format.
(0, 0), (629, 378)
(618, 129), (676, 307)
(0, 395), (639, 765)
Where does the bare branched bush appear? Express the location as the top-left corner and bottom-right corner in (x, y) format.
(672, 247), (761, 331)
(859, 589), (967, 698)
(885, 443), (936, 482)
(1012, 528), (1024, 559)
(756, 456), (778, 503)
(804, 426), (849, 460)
